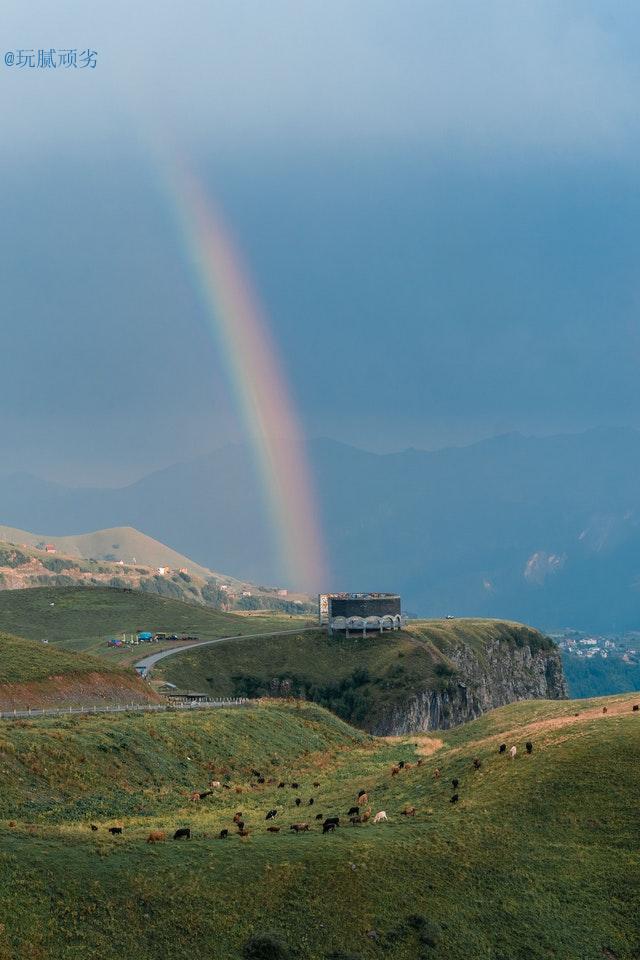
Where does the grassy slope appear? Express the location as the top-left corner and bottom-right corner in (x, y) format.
(0, 633), (123, 683)
(156, 618), (555, 725)
(0, 587), (307, 663)
(0, 695), (637, 959)
(0, 525), (222, 582)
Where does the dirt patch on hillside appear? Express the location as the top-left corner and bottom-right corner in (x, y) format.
(0, 671), (161, 710)
(384, 734), (444, 756)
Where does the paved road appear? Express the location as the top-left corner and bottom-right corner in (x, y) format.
(134, 626), (318, 678)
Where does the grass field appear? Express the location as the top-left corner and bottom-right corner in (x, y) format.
(155, 618), (559, 728)
(0, 587), (309, 663)
(0, 694), (637, 959)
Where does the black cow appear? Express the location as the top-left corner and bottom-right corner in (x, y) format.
(277, 782), (286, 788)
(265, 810), (278, 821)
(499, 744), (507, 754)
(173, 828), (191, 840)
(218, 829), (229, 839)
(291, 782), (299, 789)
(450, 794), (459, 804)
(251, 769), (261, 778)
(308, 798), (314, 806)
(295, 798), (302, 807)
(322, 821), (337, 834)
(347, 806), (359, 816)
(633, 705), (639, 712)
(525, 742), (533, 754)
(90, 824), (98, 831)
(315, 813), (324, 820)
(257, 777), (265, 784)
(108, 827), (122, 835)
(473, 758), (482, 770)
(236, 820), (245, 831)
(357, 790), (366, 798)
(452, 778), (459, 790)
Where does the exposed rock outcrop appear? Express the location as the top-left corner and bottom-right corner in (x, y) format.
(370, 636), (567, 735)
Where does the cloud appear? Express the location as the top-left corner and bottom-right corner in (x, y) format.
(1, 1), (639, 160)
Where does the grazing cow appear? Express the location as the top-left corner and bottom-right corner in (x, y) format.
(452, 779), (459, 790)
(323, 821), (337, 834)
(198, 790), (213, 800)
(434, 769), (441, 780)
(633, 705), (639, 712)
(308, 798), (314, 806)
(210, 781), (222, 789)
(265, 810), (278, 821)
(257, 777), (265, 785)
(372, 811), (388, 824)
(473, 758), (482, 770)
(90, 824), (98, 831)
(525, 742), (533, 754)
(236, 821), (245, 831)
(278, 782), (286, 789)
(361, 809), (371, 823)
(401, 805), (416, 817)
(398, 761), (406, 769)
(235, 787), (243, 794)
(349, 816), (362, 825)
(315, 813), (324, 820)
(499, 744), (507, 754)
(238, 828), (250, 837)
(347, 806), (360, 816)
(173, 828), (191, 840)
(357, 789), (367, 798)
(313, 781), (320, 788)
(417, 759), (424, 766)
(291, 782), (299, 789)
(218, 829), (229, 839)
(602, 707), (608, 714)
(222, 784), (231, 790)
(324, 817), (340, 827)
(391, 766), (400, 777)
(295, 798), (302, 807)
(251, 769), (261, 778)
(450, 794), (459, 804)
(190, 792), (201, 802)
(266, 826), (280, 833)
(290, 823), (310, 833)
(509, 746), (517, 759)
(147, 831), (166, 843)
(233, 812), (243, 824)
(108, 827), (122, 835)
(357, 793), (368, 807)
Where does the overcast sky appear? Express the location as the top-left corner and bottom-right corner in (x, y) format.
(2, 1), (640, 483)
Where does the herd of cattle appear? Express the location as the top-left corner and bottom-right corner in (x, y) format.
(93, 738), (540, 843)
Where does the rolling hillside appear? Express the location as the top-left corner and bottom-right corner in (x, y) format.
(0, 527), (314, 613)
(0, 695), (636, 959)
(0, 632), (159, 709)
(0, 586), (308, 662)
(154, 619), (567, 733)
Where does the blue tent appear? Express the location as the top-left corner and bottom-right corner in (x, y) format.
(137, 631), (154, 641)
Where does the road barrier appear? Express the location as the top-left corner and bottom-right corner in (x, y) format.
(0, 698), (252, 721)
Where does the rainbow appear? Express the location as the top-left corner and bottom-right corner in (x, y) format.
(163, 161), (328, 593)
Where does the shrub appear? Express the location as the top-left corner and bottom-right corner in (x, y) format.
(242, 932), (290, 960)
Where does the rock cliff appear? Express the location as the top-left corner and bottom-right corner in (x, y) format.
(369, 633), (567, 735)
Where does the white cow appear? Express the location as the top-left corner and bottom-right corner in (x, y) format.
(372, 811), (388, 824)
(509, 746), (517, 759)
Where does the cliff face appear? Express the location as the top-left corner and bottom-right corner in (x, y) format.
(369, 637), (567, 736)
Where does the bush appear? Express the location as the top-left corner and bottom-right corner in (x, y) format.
(419, 919), (442, 948)
(242, 932), (290, 960)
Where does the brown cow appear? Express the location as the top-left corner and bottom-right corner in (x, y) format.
(391, 766), (400, 776)
(289, 823), (310, 832)
(357, 793), (369, 807)
(233, 812), (243, 824)
(434, 769), (441, 780)
(266, 826), (280, 833)
(147, 830), (166, 843)
(401, 805), (416, 817)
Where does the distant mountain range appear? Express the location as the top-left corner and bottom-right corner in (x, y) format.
(3, 427), (640, 630)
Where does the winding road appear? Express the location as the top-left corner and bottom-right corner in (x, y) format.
(134, 626), (318, 678)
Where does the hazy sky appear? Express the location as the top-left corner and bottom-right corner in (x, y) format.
(3, 1), (640, 483)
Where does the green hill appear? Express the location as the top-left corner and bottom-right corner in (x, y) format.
(0, 694), (636, 959)
(0, 586), (307, 662)
(154, 619), (566, 732)
(0, 632), (158, 709)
